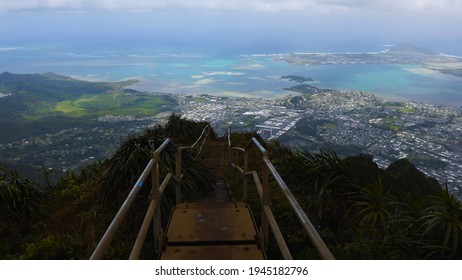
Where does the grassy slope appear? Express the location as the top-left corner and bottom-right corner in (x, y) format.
(54, 92), (176, 118)
(0, 72), (177, 143)
(0, 72), (174, 121)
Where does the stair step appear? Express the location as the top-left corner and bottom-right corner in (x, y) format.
(159, 140), (266, 260)
(161, 244), (264, 260)
(165, 206), (257, 244)
(175, 202), (248, 209)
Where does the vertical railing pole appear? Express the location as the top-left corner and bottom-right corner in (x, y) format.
(175, 148), (182, 204)
(227, 126), (232, 166)
(261, 151), (270, 249)
(242, 150), (249, 203)
(152, 155), (161, 255)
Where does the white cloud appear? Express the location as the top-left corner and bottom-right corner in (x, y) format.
(194, 78), (219, 85)
(1, 0), (461, 13)
(203, 71), (246, 76)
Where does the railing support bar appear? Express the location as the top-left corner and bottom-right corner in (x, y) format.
(227, 133), (335, 260)
(175, 148), (182, 204)
(263, 205), (293, 260)
(261, 152), (269, 249)
(152, 154), (161, 256)
(129, 198), (158, 260)
(242, 150), (249, 203)
(227, 126), (232, 166)
(264, 158), (335, 260)
(130, 173), (173, 260)
(90, 159), (155, 260)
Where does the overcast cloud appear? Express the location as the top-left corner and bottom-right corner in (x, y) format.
(1, 0), (461, 55)
(1, 0), (461, 14)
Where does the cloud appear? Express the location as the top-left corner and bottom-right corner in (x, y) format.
(233, 64), (266, 70)
(0, 47), (23, 51)
(203, 71), (246, 76)
(1, 0), (461, 13)
(194, 78), (220, 85)
(191, 75), (205, 79)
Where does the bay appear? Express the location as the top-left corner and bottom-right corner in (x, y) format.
(1, 46), (462, 106)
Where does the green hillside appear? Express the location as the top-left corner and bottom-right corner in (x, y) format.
(0, 116), (215, 259)
(226, 134), (461, 259)
(0, 72), (177, 142)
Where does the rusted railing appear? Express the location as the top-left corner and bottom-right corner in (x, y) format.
(90, 125), (211, 260)
(227, 127), (335, 260)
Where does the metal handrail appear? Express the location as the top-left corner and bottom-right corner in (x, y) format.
(193, 125), (211, 159)
(191, 124), (211, 149)
(90, 125), (212, 260)
(227, 127), (335, 260)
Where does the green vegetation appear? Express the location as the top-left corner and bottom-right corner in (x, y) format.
(0, 72), (130, 120)
(2, 120), (461, 259)
(280, 75), (314, 83)
(382, 117), (401, 131)
(0, 72), (178, 145)
(1, 71), (461, 259)
(324, 122), (337, 129)
(0, 115), (215, 259)
(226, 133), (461, 259)
(54, 92), (175, 118)
(0, 168), (43, 258)
(407, 154), (448, 169)
(0, 72), (175, 122)
(399, 106), (417, 114)
(284, 84), (323, 94)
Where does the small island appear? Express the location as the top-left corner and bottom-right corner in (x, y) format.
(280, 75), (314, 83)
(277, 44), (462, 79)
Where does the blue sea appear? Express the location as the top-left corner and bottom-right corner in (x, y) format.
(1, 45), (462, 106)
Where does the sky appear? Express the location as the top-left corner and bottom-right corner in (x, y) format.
(1, 0), (462, 54)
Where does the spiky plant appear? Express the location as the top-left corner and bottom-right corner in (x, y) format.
(350, 177), (395, 234)
(164, 113), (214, 144)
(420, 188), (462, 257)
(0, 168), (42, 221)
(95, 117), (215, 214)
(396, 191), (426, 229)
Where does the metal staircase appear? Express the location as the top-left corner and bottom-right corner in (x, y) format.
(90, 125), (334, 260)
(160, 140), (264, 259)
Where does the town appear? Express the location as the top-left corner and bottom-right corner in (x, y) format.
(177, 91), (462, 196)
(1, 89), (461, 197)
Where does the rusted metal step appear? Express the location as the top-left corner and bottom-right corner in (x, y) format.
(160, 203), (265, 259)
(161, 244), (264, 260)
(165, 206), (257, 243)
(175, 201), (248, 209)
(159, 140), (265, 260)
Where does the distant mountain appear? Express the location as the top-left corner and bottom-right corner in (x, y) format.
(385, 44), (440, 56)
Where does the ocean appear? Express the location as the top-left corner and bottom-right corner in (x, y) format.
(1, 45), (462, 106)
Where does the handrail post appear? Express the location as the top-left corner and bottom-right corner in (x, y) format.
(152, 154), (161, 255)
(175, 147), (182, 204)
(242, 150), (249, 203)
(261, 151), (269, 249)
(227, 126), (232, 166)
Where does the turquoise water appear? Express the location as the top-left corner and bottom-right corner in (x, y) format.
(1, 48), (462, 105)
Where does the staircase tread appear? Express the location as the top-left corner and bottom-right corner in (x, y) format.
(165, 206), (257, 243)
(161, 244), (264, 260)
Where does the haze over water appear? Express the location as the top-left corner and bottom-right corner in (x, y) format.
(1, 1), (462, 105)
(2, 44), (462, 106)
